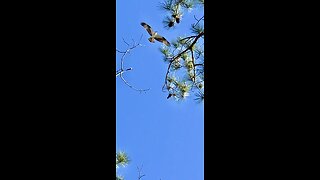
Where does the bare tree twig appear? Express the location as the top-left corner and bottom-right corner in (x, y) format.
(179, 35), (197, 42)
(116, 35), (150, 92)
(122, 37), (130, 46)
(137, 165), (146, 180)
(119, 73), (150, 92)
(193, 15), (204, 27)
(116, 67), (133, 77)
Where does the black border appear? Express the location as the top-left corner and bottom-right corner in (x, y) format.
(3, 1), (115, 179)
(206, 1), (317, 178)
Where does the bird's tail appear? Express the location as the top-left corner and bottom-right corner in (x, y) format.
(148, 37), (155, 43)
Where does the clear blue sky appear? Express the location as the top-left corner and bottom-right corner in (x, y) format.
(116, 0), (204, 179)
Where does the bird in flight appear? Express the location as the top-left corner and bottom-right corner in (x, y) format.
(141, 22), (170, 46)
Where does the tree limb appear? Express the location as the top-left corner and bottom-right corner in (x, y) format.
(116, 35), (150, 92)
(163, 31), (204, 89)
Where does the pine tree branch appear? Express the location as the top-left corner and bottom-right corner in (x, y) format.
(190, 49), (196, 82)
(179, 35), (198, 42)
(163, 31), (204, 89)
(194, 63), (204, 66)
(174, 31), (204, 60)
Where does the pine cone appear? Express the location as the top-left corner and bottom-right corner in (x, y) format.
(168, 21), (174, 27)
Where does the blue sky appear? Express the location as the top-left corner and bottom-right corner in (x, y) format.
(116, 0), (204, 179)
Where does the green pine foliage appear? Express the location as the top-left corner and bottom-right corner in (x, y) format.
(159, 0), (204, 102)
(116, 151), (130, 179)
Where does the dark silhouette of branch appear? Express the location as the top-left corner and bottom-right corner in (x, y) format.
(179, 35), (198, 42)
(137, 165), (146, 180)
(116, 67), (132, 77)
(157, 0), (204, 101)
(116, 35), (150, 92)
(193, 15), (204, 27)
(163, 31), (204, 90)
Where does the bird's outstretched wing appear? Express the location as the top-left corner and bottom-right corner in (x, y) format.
(141, 22), (154, 36)
(141, 22), (170, 46)
(155, 34), (171, 46)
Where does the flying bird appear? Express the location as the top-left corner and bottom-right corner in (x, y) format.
(141, 22), (170, 46)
